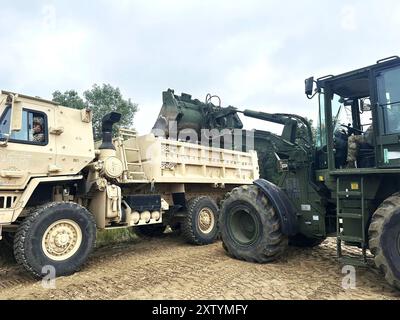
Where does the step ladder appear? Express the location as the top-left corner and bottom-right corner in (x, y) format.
(336, 176), (368, 267)
(118, 129), (147, 181)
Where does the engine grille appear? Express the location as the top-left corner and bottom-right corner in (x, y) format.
(0, 195), (17, 209)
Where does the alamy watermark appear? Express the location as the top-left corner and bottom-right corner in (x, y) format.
(151, 121), (255, 152)
(41, 265), (56, 289)
(342, 265), (356, 290)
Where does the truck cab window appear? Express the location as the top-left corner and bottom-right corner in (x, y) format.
(331, 95), (351, 169)
(0, 107), (47, 145)
(377, 66), (400, 134)
(329, 94), (375, 169)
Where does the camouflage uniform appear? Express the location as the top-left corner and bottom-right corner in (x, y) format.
(32, 117), (45, 143)
(346, 126), (373, 168)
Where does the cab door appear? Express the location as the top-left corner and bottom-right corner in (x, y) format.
(374, 65), (400, 168)
(0, 101), (56, 190)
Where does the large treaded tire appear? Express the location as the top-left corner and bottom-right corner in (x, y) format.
(14, 202), (96, 278)
(220, 185), (288, 263)
(368, 193), (400, 289)
(289, 234), (326, 248)
(0, 232), (15, 261)
(2, 232), (15, 249)
(182, 196), (219, 245)
(134, 224), (167, 237)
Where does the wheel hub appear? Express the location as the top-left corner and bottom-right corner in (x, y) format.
(55, 231), (71, 247)
(229, 207), (259, 246)
(42, 220), (83, 261)
(198, 208), (215, 234)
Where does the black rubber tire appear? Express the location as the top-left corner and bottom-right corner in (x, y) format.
(182, 196), (219, 245)
(14, 202), (96, 279)
(220, 185), (288, 263)
(289, 234), (326, 248)
(2, 232), (15, 249)
(0, 232), (16, 261)
(134, 224), (167, 237)
(369, 193), (400, 290)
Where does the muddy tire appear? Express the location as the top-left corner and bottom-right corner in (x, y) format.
(289, 234), (326, 248)
(134, 224), (167, 237)
(182, 196), (219, 245)
(368, 193), (400, 289)
(14, 202), (96, 278)
(220, 185), (288, 263)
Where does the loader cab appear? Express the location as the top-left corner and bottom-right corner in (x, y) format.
(312, 56), (400, 171)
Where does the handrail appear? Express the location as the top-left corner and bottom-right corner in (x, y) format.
(377, 56), (400, 64)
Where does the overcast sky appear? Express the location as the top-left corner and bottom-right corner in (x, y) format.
(0, 0), (399, 134)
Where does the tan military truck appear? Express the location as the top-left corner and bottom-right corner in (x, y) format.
(0, 91), (259, 278)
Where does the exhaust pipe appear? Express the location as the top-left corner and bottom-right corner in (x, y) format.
(99, 112), (122, 150)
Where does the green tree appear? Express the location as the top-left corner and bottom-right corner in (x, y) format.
(52, 84), (138, 140)
(52, 90), (86, 110)
(84, 84), (138, 140)
(304, 117), (317, 143)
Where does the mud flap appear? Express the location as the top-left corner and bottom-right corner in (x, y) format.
(254, 179), (298, 236)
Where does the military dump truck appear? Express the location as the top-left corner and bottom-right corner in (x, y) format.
(0, 91), (259, 278)
(153, 56), (400, 289)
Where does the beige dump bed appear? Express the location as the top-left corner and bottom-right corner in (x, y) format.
(115, 130), (259, 185)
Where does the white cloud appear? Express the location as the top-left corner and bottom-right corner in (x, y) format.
(0, 0), (399, 135)
(391, 3), (400, 26)
(225, 57), (276, 103)
(0, 5), (97, 96)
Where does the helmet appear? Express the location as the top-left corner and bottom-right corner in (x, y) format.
(33, 117), (44, 126)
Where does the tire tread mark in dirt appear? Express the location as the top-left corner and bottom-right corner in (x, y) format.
(0, 237), (399, 300)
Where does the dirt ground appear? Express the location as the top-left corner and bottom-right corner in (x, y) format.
(0, 234), (399, 300)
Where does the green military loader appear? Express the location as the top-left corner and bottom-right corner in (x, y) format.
(153, 56), (400, 289)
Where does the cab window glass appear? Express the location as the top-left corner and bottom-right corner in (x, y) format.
(0, 107), (46, 144)
(360, 97), (373, 132)
(377, 66), (400, 134)
(12, 111), (30, 141)
(332, 94), (352, 130)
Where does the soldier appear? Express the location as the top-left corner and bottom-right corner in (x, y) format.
(346, 125), (373, 168)
(32, 117), (45, 143)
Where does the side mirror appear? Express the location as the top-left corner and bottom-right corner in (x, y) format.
(305, 77), (314, 96)
(11, 97), (23, 132)
(0, 133), (10, 147)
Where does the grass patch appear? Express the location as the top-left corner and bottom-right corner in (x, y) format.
(96, 228), (138, 247)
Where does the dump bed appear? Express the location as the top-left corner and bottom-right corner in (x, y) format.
(115, 131), (259, 185)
